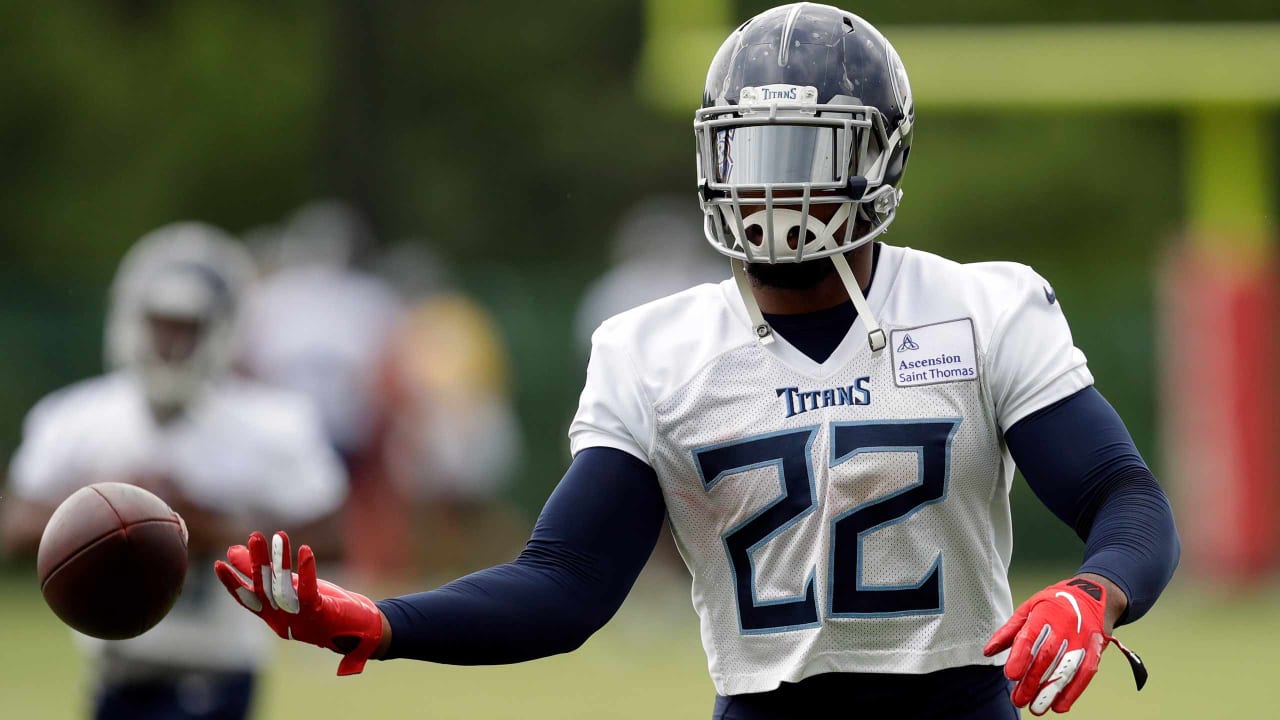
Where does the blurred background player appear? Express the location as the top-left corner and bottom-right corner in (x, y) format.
(572, 195), (726, 355)
(237, 199), (407, 584)
(1, 222), (347, 720)
(375, 241), (526, 581)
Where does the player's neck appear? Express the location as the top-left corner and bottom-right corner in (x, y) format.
(149, 407), (182, 425)
(750, 246), (874, 315)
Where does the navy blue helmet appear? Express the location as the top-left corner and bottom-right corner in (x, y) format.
(695, 3), (914, 264)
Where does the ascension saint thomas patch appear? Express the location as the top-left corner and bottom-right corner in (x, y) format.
(890, 318), (979, 388)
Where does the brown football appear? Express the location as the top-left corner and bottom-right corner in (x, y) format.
(37, 482), (189, 640)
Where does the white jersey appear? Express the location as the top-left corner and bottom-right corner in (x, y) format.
(9, 372), (347, 675)
(569, 244), (1093, 695)
(239, 266), (402, 455)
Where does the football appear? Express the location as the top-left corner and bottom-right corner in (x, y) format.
(37, 482), (189, 640)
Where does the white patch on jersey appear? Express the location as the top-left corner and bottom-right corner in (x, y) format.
(890, 318), (978, 388)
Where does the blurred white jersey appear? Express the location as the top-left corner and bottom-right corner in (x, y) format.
(9, 372), (347, 676)
(569, 244), (1093, 695)
(239, 266), (402, 456)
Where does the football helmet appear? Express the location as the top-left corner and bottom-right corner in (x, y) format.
(275, 198), (373, 270)
(694, 3), (913, 349)
(105, 222), (256, 413)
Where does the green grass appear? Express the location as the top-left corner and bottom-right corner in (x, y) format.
(0, 568), (1272, 719)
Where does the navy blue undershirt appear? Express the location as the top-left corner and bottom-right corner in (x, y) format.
(376, 260), (1179, 705)
(1005, 387), (1180, 625)
(759, 242), (879, 363)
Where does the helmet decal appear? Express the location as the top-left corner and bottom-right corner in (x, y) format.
(717, 128), (735, 181)
(777, 2), (807, 67)
(886, 44), (913, 124)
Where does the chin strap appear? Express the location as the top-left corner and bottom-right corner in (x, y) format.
(831, 251), (886, 352)
(732, 253), (886, 353)
(732, 259), (775, 345)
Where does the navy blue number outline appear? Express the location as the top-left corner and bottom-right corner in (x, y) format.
(692, 418), (961, 634)
(693, 427), (822, 634)
(827, 418), (961, 618)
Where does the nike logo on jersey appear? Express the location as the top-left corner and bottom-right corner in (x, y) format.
(776, 378), (871, 418)
(1055, 591), (1083, 633)
(1044, 286), (1057, 304)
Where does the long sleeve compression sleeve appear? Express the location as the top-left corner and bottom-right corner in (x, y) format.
(375, 447), (666, 664)
(1005, 386), (1180, 624)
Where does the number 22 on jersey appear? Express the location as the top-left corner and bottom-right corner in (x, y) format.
(692, 418), (961, 634)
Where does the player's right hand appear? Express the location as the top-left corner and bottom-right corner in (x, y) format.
(214, 531), (384, 676)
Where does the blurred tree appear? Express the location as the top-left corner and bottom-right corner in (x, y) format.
(0, 1), (328, 464)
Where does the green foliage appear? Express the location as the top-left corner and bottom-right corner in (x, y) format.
(0, 2), (328, 456)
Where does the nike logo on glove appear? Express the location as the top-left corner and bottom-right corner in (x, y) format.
(986, 577), (1148, 714)
(1055, 591), (1083, 633)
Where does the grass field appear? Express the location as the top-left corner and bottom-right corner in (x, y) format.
(1, 566), (1272, 719)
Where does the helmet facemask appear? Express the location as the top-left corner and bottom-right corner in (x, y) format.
(696, 87), (906, 264)
(695, 87), (907, 352)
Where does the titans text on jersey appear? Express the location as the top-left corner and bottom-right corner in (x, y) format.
(775, 379), (871, 418)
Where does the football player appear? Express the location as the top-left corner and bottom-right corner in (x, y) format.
(3, 223), (347, 720)
(214, 4), (1179, 717)
(238, 200), (409, 582)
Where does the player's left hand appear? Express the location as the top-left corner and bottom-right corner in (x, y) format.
(983, 577), (1147, 715)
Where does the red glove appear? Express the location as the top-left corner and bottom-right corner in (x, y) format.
(214, 531), (384, 676)
(984, 577), (1147, 715)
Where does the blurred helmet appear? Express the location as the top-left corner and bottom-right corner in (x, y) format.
(106, 222), (256, 412)
(274, 198), (374, 270)
(609, 195), (711, 264)
(695, 3), (913, 264)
